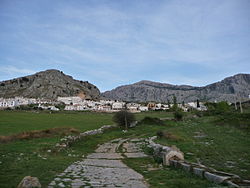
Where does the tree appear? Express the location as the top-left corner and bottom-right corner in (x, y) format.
(205, 101), (231, 115)
(174, 110), (184, 121)
(167, 100), (171, 108)
(196, 99), (200, 108)
(172, 95), (178, 110)
(112, 110), (135, 129)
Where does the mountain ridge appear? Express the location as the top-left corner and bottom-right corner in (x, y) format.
(102, 73), (250, 103)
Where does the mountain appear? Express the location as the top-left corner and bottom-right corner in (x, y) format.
(102, 74), (250, 103)
(0, 69), (100, 100)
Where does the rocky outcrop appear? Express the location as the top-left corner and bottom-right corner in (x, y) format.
(0, 69), (100, 100)
(102, 74), (250, 103)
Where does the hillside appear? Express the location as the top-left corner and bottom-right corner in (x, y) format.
(0, 69), (100, 100)
(102, 74), (250, 103)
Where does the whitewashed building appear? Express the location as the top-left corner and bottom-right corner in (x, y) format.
(112, 102), (124, 110)
(57, 96), (82, 105)
(139, 106), (149, 111)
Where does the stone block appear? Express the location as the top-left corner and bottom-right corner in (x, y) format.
(180, 162), (192, 172)
(226, 181), (240, 188)
(193, 167), (205, 178)
(204, 172), (230, 184)
(169, 159), (182, 168)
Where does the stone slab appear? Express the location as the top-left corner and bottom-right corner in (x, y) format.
(80, 166), (147, 188)
(95, 143), (118, 153)
(204, 172), (230, 184)
(123, 143), (141, 153)
(124, 152), (148, 158)
(87, 153), (123, 159)
(81, 159), (128, 168)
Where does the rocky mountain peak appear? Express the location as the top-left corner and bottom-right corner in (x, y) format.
(0, 69), (100, 100)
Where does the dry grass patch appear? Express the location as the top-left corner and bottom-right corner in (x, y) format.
(0, 127), (79, 143)
(157, 130), (184, 141)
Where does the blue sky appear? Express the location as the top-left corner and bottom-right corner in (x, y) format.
(0, 0), (249, 91)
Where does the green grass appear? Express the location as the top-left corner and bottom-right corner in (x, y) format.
(155, 116), (250, 179)
(0, 111), (113, 135)
(123, 158), (220, 188)
(0, 127), (126, 188)
(0, 110), (169, 187)
(0, 110), (169, 136)
(0, 110), (249, 187)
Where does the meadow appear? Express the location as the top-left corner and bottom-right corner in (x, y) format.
(0, 110), (249, 187)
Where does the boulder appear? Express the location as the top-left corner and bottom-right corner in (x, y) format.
(163, 146), (184, 166)
(17, 176), (41, 188)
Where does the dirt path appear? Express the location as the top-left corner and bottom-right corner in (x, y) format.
(48, 138), (148, 188)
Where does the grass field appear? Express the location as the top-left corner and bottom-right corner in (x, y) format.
(155, 116), (250, 179)
(0, 110), (249, 187)
(0, 111), (169, 135)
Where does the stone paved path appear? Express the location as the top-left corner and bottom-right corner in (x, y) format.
(49, 138), (148, 188)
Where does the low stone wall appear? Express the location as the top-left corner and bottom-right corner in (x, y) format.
(55, 125), (116, 150)
(147, 136), (250, 188)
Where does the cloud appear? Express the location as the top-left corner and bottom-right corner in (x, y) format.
(0, 0), (249, 89)
(0, 66), (35, 77)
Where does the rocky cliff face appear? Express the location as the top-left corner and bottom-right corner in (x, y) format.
(102, 74), (250, 103)
(0, 69), (100, 100)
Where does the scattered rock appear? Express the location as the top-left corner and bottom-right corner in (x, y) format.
(17, 176), (41, 188)
(58, 182), (65, 187)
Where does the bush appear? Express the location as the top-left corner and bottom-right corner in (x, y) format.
(139, 116), (164, 125)
(157, 130), (164, 138)
(193, 110), (203, 117)
(216, 112), (250, 131)
(157, 130), (183, 141)
(55, 103), (65, 110)
(112, 110), (135, 129)
(174, 110), (184, 121)
(205, 101), (232, 115)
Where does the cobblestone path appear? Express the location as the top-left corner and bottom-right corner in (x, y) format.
(49, 138), (148, 188)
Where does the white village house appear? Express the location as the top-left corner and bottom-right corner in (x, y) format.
(112, 102), (124, 110)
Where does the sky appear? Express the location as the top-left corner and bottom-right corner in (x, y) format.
(0, 0), (249, 92)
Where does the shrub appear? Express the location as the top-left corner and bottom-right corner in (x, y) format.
(139, 116), (164, 125)
(205, 101), (232, 115)
(193, 110), (203, 117)
(174, 110), (184, 121)
(112, 110), (135, 129)
(55, 103), (66, 110)
(157, 130), (164, 138)
(21, 77), (29, 82)
(158, 131), (183, 141)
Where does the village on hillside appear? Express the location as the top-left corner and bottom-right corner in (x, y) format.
(0, 96), (207, 112)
